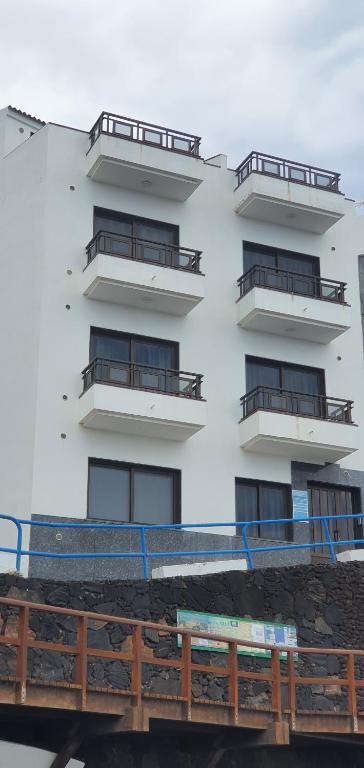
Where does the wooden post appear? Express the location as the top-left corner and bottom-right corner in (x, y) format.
(75, 615), (88, 711)
(287, 649), (296, 731)
(132, 625), (142, 708)
(16, 605), (29, 705)
(271, 648), (287, 744)
(228, 641), (238, 725)
(347, 652), (358, 733)
(181, 633), (192, 721)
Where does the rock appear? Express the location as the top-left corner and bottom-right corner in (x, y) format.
(295, 592), (315, 621)
(87, 628), (112, 650)
(144, 628), (159, 644)
(311, 684), (325, 694)
(192, 682), (203, 698)
(271, 590), (294, 615)
(206, 681), (224, 700)
(327, 655), (341, 675)
(324, 603), (342, 626)
(315, 616), (333, 636)
(88, 619), (108, 630)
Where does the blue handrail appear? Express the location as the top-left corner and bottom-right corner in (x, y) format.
(0, 513), (363, 577)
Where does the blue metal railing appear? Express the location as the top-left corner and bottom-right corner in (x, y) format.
(0, 513), (363, 578)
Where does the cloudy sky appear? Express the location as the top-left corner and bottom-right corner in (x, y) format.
(1, 0), (364, 198)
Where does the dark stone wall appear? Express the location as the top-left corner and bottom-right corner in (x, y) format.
(0, 560), (363, 708)
(1, 561), (364, 764)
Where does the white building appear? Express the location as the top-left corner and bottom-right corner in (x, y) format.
(0, 105), (363, 579)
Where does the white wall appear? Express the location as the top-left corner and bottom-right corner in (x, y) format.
(0, 125), (48, 570)
(1, 120), (364, 554)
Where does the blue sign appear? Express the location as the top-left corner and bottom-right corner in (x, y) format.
(292, 490), (309, 520)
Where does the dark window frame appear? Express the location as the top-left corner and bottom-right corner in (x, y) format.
(235, 478), (293, 541)
(243, 241), (320, 276)
(245, 355), (326, 397)
(89, 327), (179, 370)
(93, 206), (179, 246)
(87, 458), (181, 525)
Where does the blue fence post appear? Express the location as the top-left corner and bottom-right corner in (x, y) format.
(322, 518), (337, 564)
(15, 521), (22, 572)
(242, 524), (254, 569)
(140, 527), (149, 579)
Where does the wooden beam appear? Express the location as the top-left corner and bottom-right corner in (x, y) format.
(49, 723), (83, 768)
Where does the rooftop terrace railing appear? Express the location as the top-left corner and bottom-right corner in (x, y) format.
(240, 386), (354, 424)
(89, 111), (201, 157)
(0, 512), (363, 577)
(85, 231), (202, 274)
(235, 151), (341, 192)
(237, 265), (347, 304)
(81, 358), (204, 399)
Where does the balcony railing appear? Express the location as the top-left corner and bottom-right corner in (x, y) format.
(89, 111), (201, 157)
(240, 386), (353, 424)
(82, 358), (204, 399)
(235, 151), (341, 192)
(237, 265), (346, 304)
(85, 231), (202, 274)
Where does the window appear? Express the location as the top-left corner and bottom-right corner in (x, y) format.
(88, 459), (181, 524)
(243, 242), (319, 277)
(92, 208), (190, 269)
(94, 208), (178, 246)
(235, 479), (291, 541)
(90, 328), (178, 391)
(245, 357), (325, 418)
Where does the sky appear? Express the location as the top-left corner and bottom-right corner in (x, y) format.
(1, 0), (364, 199)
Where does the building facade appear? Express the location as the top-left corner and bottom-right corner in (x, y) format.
(0, 105), (363, 579)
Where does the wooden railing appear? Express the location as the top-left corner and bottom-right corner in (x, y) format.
(235, 151), (341, 192)
(89, 111), (201, 157)
(0, 596), (364, 738)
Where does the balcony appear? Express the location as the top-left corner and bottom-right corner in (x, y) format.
(239, 386), (358, 463)
(78, 358), (207, 441)
(81, 231), (204, 315)
(86, 112), (203, 201)
(236, 265), (351, 344)
(234, 152), (346, 233)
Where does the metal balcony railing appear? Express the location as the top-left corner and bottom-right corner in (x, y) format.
(81, 357), (204, 400)
(235, 151), (341, 192)
(89, 111), (201, 157)
(237, 265), (347, 303)
(240, 386), (354, 424)
(85, 231), (202, 274)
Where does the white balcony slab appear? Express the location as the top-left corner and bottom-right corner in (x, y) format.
(86, 134), (203, 201)
(79, 384), (207, 441)
(81, 253), (204, 316)
(236, 288), (351, 344)
(234, 173), (346, 233)
(239, 410), (358, 464)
